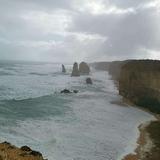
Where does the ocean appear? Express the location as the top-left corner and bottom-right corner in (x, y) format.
(0, 61), (154, 160)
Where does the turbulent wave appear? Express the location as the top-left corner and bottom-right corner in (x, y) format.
(29, 72), (49, 76)
(0, 94), (72, 121)
(0, 61), (155, 160)
(0, 71), (15, 76)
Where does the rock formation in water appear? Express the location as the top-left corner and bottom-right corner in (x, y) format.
(62, 64), (66, 73)
(79, 62), (90, 75)
(60, 89), (79, 94)
(71, 62), (80, 77)
(86, 78), (93, 84)
(73, 90), (79, 93)
(60, 89), (72, 93)
(119, 60), (160, 113)
(108, 61), (130, 81)
(0, 142), (45, 160)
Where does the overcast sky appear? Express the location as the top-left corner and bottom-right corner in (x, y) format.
(0, 0), (160, 62)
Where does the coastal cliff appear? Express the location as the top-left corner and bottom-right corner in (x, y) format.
(119, 60), (160, 113)
(92, 59), (160, 160)
(108, 61), (129, 81)
(92, 60), (160, 113)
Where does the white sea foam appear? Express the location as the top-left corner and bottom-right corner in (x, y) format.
(0, 62), (155, 160)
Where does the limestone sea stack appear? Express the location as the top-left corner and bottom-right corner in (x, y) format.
(62, 64), (66, 73)
(0, 142), (45, 160)
(71, 62), (80, 77)
(86, 78), (93, 84)
(79, 62), (90, 75)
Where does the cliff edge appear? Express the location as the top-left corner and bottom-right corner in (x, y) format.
(119, 60), (160, 113)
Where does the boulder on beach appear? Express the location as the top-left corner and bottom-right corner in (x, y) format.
(62, 64), (66, 73)
(71, 62), (80, 77)
(79, 62), (90, 75)
(86, 77), (93, 84)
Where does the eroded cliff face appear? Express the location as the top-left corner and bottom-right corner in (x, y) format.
(108, 61), (130, 81)
(91, 60), (160, 113)
(0, 142), (45, 160)
(119, 60), (160, 113)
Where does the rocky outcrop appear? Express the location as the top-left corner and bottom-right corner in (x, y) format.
(60, 89), (72, 93)
(73, 90), (79, 93)
(62, 64), (66, 73)
(60, 89), (79, 94)
(79, 62), (90, 75)
(86, 78), (93, 84)
(0, 142), (45, 160)
(71, 62), (80, 77)
(119, 60), (160, 113)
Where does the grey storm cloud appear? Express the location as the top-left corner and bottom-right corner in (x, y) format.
(70, 6), (160, 59)
(0, 0), (160, 62)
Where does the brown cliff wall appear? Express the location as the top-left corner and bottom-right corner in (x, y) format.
(119, 60), (160, 113)
(92, 60), (160, 113)
(108, 61), (130, 81)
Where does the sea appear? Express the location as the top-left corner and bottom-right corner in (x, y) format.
(0, 61), (155, 160)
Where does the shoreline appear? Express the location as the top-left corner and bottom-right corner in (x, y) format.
(121, 98), (160, 160)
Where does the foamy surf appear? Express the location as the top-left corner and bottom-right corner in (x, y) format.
(0, 61), (155, 160)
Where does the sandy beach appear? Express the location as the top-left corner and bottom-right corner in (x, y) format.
(122, 122), (153, 160)
(122, 113), (160, 160)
